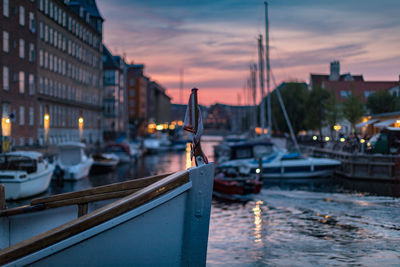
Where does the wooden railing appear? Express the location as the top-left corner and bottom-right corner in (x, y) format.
(0, 173), (171, 217)
(0, 170), (190, 265)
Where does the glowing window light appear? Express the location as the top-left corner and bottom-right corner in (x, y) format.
(325, 136), (330, 141)
(313, 136), (317, 141)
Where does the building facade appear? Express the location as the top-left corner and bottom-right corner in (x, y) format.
(151, 81), (171, 124)
(36, 0), (104, 145)
(126, 64), (148, 135)
(1, 0), (38, 147)
(102, 45), (128, 140)
(310, 61), (398, 103)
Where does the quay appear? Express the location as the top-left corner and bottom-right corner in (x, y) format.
(305, 146), (400, 197)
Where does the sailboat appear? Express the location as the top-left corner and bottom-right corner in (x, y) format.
(214, 2), (341, 186)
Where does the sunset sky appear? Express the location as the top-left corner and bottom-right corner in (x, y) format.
(96, 0), (400, 106)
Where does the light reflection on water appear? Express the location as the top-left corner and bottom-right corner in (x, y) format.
(207, 189), (400, 266)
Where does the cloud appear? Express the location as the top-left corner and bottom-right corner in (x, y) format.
(97, 0), (400, 105)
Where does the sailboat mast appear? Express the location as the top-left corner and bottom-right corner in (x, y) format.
(265, 1), (271, 137)
(258, 35), (265, 135)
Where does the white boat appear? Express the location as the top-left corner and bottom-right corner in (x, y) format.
(0, 161), (214, 266)
(57, 142), (93, 180)
(0, 151), (54, 200)
(105, 143), (135, 164)
(91, 153), (119, 173)
(217, 141), (341, 181)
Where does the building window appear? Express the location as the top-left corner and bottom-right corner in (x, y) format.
(49, 28), (53, 45)
(2, 31), (9, 52)
(340, 91), (352, 98)
(39, 22), (44, 39)
(39, 104), (43, 126)
(49, 54), (53, 71)
(129, 100), (134, 107)
(29, 74), (35, 95)
(29, 43), (35, 62)
(19, 106), (25, 125)
(39, 0), (44, 11)
(39, 50), (43, 66)
(53, 30), (57, 47)
(44, 78), (48, 94)
(129, 89), (135, 97)
(19, 6), (25, 26)
(49, 2), (53, 18)
(364, 91), (373, 98)
(39, 77), (43, 93)
(44, 0), (49, 14)
(44, 51), (48, 68)
(3, 66), (9, 91)
(29, 107), (34, 126)
(29, 12), (35, 33)
(3, 0), (9, 17)
(19, 39), (25, 58)
(45, 25), (49, 42)
(19, 72), (25, 93)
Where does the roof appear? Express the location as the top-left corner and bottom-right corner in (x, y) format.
(323, 81), (398, 93)
(355, 119), (379, 129)
(58, 142), (86, 149)
(374, 118), (398, 129)
(103, 45), (121, 70)
(69, 0), (103, 20)
(310, 74), (364, 89)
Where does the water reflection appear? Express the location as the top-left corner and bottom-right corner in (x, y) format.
(252, 200), (263, 243)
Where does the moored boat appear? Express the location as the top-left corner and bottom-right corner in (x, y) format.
(91, 153), (119, 173)
(217, 141), (341, 183)
(213, 172), (262, 200)
(57, 142), (93, 181)
(105, 143), (136, 163)
(0, 151), (54, 200)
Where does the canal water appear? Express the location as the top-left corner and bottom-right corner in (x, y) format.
(6, 137), (400, 266)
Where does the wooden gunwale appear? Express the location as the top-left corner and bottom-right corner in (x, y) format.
(0, 173), (171, 217)
(0, 170), (189, 265)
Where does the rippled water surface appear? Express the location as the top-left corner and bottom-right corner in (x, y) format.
(6, 137), (400, 266)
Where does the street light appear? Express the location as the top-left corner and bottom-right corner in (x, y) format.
(1, 117), (11, 152)
(79, 116), (84, 141)
(44, 113), (50, 146)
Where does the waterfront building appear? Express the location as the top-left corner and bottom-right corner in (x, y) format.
(1, 0), (38, 147)
(36, 0), (104, 145)
(310, 61), (398, 103)
(150, 81), (171, 125)
(102, 45), (128, 141)
(126, 64), (148, 136)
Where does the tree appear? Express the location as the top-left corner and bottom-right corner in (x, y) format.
(304, 86), (330, 136)
(367, 90), (399, 114)
(342, 92), (365, 133)
(266, 82), (308, 134)
(325, 90), (342, 137)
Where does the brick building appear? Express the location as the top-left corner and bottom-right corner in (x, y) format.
(1, 0), (38, 146)
(310, 61), (398, 103)
(126, 63), (148, 135)
(1, 0), (104, 148)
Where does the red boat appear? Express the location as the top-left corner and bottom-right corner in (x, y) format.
(213, 173), (262, 199)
